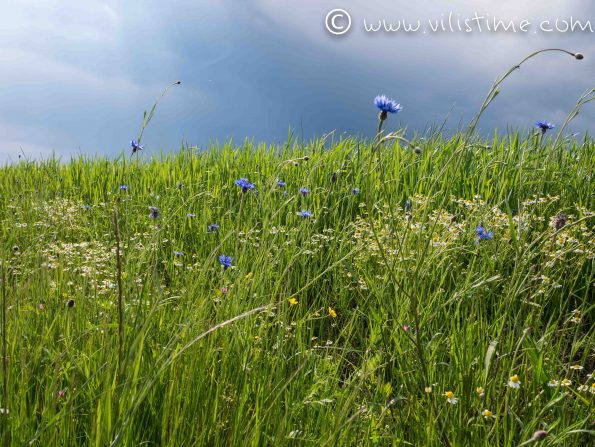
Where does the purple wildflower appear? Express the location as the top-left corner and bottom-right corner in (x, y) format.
(374, 95), (402, 121)
(234, 178), (255, 192)
(535, 121), (555, 134)
(131, 140), (144, 154)
(476, 225), (494, 244)
(219, 255), (233, 270)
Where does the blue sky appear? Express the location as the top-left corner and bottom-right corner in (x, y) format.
(0, 0), (593, 161)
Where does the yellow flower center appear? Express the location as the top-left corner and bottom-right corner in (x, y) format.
(562, 378), (571, 385)
(483, 410), (493, 418)
(510, 375), (519, 383)
(445, 391), (454, 399)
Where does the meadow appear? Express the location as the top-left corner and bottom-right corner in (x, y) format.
(0, 51), (594, 446)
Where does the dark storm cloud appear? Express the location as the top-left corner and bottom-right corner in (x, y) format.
(0, 0), (592, 161)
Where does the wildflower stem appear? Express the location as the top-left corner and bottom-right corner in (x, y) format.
(467, 48), (582, 138)
(113, 207), (125, 381)
(554, 88), (595, 147)
(1, 262), (8, 447)
(376, 119), (384, 140)
(134, 80), (181, 155)
(237, 193), (245, 234)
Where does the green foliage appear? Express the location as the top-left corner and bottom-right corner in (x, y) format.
(0, 134), (594, 446)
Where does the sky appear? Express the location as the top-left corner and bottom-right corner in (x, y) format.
(0, 0), (593, 161)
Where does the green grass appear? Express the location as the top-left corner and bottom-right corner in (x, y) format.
(0, 131), (594, 446)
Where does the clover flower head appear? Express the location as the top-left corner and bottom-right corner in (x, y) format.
(554, 212), (567, 231)
(299, 210), (313, 219)
(219, 255), (233, 270)
(234, 178), (255, 192)
(374, 95), (403, 114)
(535, 121), (555, 133)
(508, 375), (521, 389)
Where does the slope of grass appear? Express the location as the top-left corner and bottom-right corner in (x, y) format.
(0, 132), (594, 446)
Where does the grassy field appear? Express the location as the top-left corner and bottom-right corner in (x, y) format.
(0, 127), (594, 445)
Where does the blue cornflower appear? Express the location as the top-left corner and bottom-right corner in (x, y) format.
(219, 255), (233, 270)
(149, 206), (160, 219)
(535, 121), (555, 134)
(277, 180), (286, 187)
(119, 185), (129, 191)
(174, 250), (183, 257)
(374, 95), (403, 115)
(234, 178), (255, 192)
(299, 210), (313, 219)
(352, 188), (360, 195)
(299, 187), (310, 196)
(405, 201), (412, 212)
(131, 140), (144, 154)
(207, 224), (220, 233)
(331, 172), (337, 184)
(187, 213), (196, 218)
(84, 205), (91, 210)
(476, 225), (494, 244)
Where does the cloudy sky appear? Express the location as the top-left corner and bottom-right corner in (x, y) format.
(0, 0), (593, 161)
